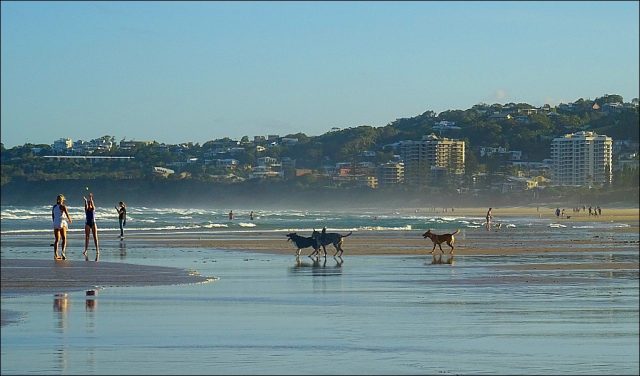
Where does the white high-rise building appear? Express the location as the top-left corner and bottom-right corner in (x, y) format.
(550, 131), (613, 186)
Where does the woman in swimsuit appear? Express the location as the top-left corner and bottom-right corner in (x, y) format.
(52, 194), (72, 260)
(83, 193), (100, 261)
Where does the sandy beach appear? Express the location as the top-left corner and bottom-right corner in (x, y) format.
(136, 207), (639, 269)
(1, 207), (638, 374)
(2, 207), (638, 295)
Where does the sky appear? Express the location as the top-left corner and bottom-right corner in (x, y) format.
(1, 1), (638, 148)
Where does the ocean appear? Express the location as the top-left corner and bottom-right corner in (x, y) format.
(1, 205), (638, 374)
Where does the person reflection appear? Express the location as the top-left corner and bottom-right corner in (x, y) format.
(53, 293), (69, 372)
(85, 297), (97, 311)
(119, 239), (127, 259)
(53, 293), (69, 313)
(53, 293), (69, 333)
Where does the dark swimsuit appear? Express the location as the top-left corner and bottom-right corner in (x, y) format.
(86, 208), (95, 227)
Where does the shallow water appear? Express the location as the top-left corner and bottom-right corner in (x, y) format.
(2, 240), (638, 375)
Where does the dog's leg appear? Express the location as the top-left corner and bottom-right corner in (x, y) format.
(448, 242), (454, 254)
(438, 243), (444, 254)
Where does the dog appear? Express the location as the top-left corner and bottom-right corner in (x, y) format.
(286, 232), (320, 256)
(311, 227), (352, 257)
(422, 229), (460, 254)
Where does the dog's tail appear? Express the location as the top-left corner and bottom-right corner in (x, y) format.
(343, 231), (353, 238)
(452, 229), (460, 235)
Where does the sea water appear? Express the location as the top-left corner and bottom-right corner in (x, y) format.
(1, 206), (638, 374)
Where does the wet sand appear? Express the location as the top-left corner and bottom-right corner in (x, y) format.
(1, 258), (210, 296)
(2, 207), (637, 297)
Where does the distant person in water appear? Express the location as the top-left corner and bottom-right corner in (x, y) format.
(83, 193), (100, 261)
(229, 210), (234, 220)
(52, 194), (72, 260)
(115, 201), (127, 238)
(249, 211), (254, 220)
(485, 208), (492, 231)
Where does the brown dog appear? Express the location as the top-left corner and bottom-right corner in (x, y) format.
(422, 229), (460, 254)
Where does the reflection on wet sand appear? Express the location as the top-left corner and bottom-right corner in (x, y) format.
(291, 256), (344, 276)
(119, 239), (127, 259)
(53, 293), (69, 373)
(85, 297), (97, 312)
(430, 253), (455, 265)
(53, 293), (69, 314)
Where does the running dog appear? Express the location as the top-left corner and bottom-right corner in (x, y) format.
(311, 228), (352, 257)
(286, 232), (319, 256)
(422, 229), (459, 254)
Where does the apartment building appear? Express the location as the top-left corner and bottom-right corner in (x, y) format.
(550, 131), (613, 186)
(400, 134), (465, 186)
(377, 161), (405, 186)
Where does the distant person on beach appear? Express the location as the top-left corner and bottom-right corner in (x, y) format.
(250, 211), (254, 220)
(229, 210), (234, 220)
(52, 194), (72, 260)
(83, 193), (100, 261)
(597, 206), (602, 216)
(115, 201), (127, 238)
(588, 206), (593, 216)
(555, 208), (561, 218)
(485, 208), (492, 231)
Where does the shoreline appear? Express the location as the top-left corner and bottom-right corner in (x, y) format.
(2, 207), (638, 302)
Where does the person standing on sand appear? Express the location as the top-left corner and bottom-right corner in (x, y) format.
(83, 193), (100, 261)
(115, 201), (127, 239)
(485, 208), (492, 231)
(52, 194), (72, 260)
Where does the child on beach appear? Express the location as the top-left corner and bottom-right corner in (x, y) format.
(115, 201), (127, 239)
(51, 194), (72, 260)
(83, 193), (100, 261)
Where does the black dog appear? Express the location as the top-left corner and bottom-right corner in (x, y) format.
(311, 227), (352, 257)
(286, 232), (319, 256)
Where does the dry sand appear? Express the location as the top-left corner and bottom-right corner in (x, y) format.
(140, 207), (639, 256)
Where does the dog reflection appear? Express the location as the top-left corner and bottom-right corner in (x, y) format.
(430, 253), (455, 265)
(291, 255), (343, 275)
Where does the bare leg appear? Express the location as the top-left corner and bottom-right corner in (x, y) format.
(60, 227), (68, 260)
(92, 224), (100, 256)
(53, 229), (61, 259)
(84, 225), (90, 255)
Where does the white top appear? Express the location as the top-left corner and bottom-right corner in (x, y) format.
(52, 204), (68, 229)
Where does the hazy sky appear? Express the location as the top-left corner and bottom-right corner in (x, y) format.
(1, 1), (638, 148)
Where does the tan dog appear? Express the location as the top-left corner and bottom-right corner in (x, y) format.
(422, 229), (460, 254)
